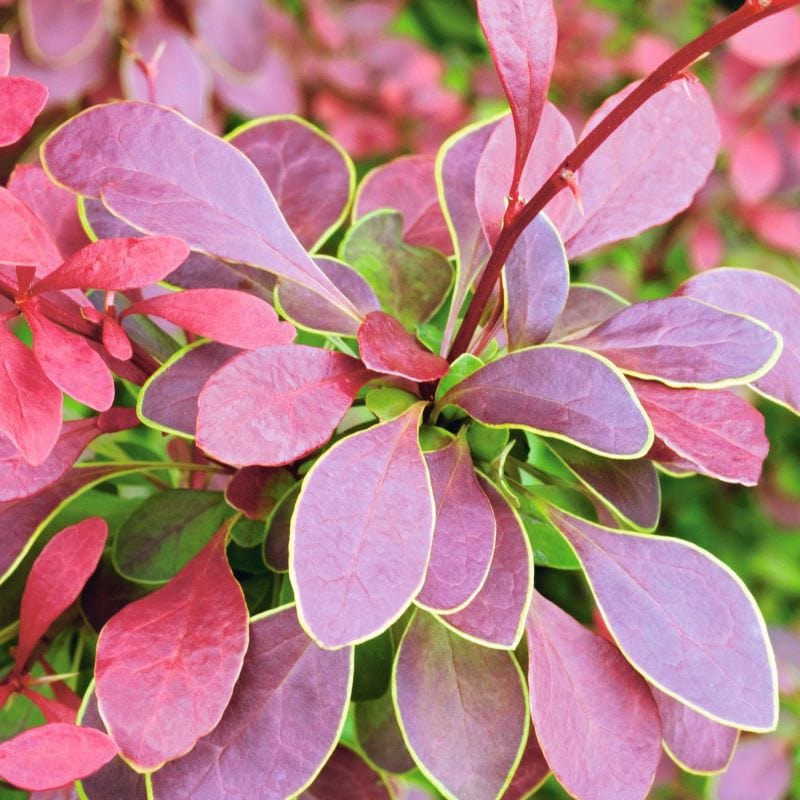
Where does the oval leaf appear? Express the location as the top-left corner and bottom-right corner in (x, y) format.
(711, 737), (792, 800)
(0, 76), (48, 147)
(546, 283), (630, 343)
(19, 0), (104, 64)
(0, 187), (62, 271)
(301, 745), (392, 799)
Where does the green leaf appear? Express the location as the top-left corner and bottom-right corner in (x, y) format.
(365, 387), (419, 422)
(352, 629), (395, 702)
(521, 516), (580, 570)
(467, 421), (509, 463)
(435, 353), (483, 402)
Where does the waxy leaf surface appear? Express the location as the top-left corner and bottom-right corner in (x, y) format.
(95, 526), (249, 770)
(651, 687), (738, 774)
(0, 723), (117, 791)
(502, 213), (569, 349)
(197, 345), (373, 467)
(549, 508), (778, 730)
(440, 478), (532, 648)
(122, 289), (295, 350)
(678, 268), (800, 413)
(416, 437), (495, 612)
(563, 80), (719, 258)
(394, 611), (528, 800)
(526, 591), (661, 800)
(41, 102), (356, 315)
(15, 517), (107, 673)
(546, 283), (628, 343)
(358, 311), (449, 382)
(139, 341), (239, 437)
(153, 606), (352, 799)
(572, 297), (780, 387)
(0, 76), (47, 147)
(477, 0), (557, 183)
(341, 210), (452, 329)
(228, 116), (354, 251)
(441, 345), (652, 457)
(291, 404), (434, 648)
(355, 691), (416, 774)
(632, 380), (768, 486)
(355, 154), (452, 255)
(300, 745), (392, 799)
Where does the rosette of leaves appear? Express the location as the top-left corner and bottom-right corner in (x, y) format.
(0, 1), (799, 799)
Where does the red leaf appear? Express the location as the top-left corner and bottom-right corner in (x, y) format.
(101, 316), (132, 361)
(0, 187), (62, 272)
(94, 525), (249, 770)
(0, 325), (62, 466)
(15, 518), (107, 674)
(197, 345), (373, 467)
(122, 288), (295, 349)
(0, 76), (48, 147)
(0, 723), (117, 791)
(502, 728), (550, 800)
(358, 311), (449, 382)
(21, 688), (78, 724)
(301, 745), (392, 799)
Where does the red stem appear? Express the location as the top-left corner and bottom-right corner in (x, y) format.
(447, 0), (800, 362)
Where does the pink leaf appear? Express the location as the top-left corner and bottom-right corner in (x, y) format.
(548, 508), (778, 730)
(21, 689), (78, 724)
(526, 591), (662, 800)
(729, 129), (783, 205)
(19, 0), (105, 65)
(0, 187), (62, 272)
(0, 33), (9, 76)
(394, 610), (529, 800)
(416, 436), (495, 613)
(197, 345), (373, 467)
(0, 76), (48, 147)
(291, 404), (434, 648)
(189, 0), (268, 74)
(357, 311), (449, 382)
(15, 517), (107, 674)
(0, 723), (117, 791)
(633, 380), (768, 486)
(95, 525), (249, 770)
(101, 317), (132, 362)
(728, 7), (800, 67)
(440, 477), (532, 648)
(712, 737), (792, 800)
(0, 325), (62, 466)
(122, 289), (296, 349)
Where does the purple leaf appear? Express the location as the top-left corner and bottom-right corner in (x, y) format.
(394, 610), (529, 800)
(416, 436), (495, 612)
(477, 0), (557, 187)
(300, 745), (392, 799)
(712, 737), (792, 800)
(563, 80), (720, 258)
(502, 728), (550, 800)
(502, 212), (569, 349)
(546, 283), (629, 343)
(276, 255), (379, 336)
(440, 345), (653, 458)
(440, 477), (532, 648)
(19, 0), (104, 65)
(677, 268), (800, 414)
(358, 311), (449, 382)
(546, 439), (660, 530)
(139, 341), (240, 437)
(572, 297), (781, 387)
(548, 508), (778, 731)
(355, 691), (416, 775)
(196, 345), (373, 467)
(152, 606), (353, 799)
(632, 379), (769, 486)
(291, 404), (434, 648)
(651, 687), (739, 774)
(526, 591), (662, 800)
(41, 102), (358, 317)
(228, 116), (355, 252)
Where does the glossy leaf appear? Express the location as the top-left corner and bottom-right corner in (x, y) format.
(0, 75), (48, 147)
(394, 610), (528, 800)
(548, 508), (778, 730)
(502, 212), (569, 349)
(651, 687), (738, 774)
(711, 737), (792, 800)
(15, 518), (107, 674)
(228, 115), (355, 251)
(546, 283), (629, 343)
(358, 311), (449, 382)
(0, 723), (117, 791)
(300, 745), (392, 799)
(678, 268), (800, 414)
(139, 341), (239, 437)
(341, 210), (452, 329)
(355, 154), (452, 255)
(526, 591), (662, 800)
(416, 436), (495, 612)
(112, 490), (231, 584)
(121, 288), (295, 349)
(42, 102), (356, 316)
(563, 80), (720, 258)
(355, 691), (416, 774)
(572, 297), (780, 387)
(477, 0), (557, 185)
(95, 525), (249, 770)
(197, 345), (373, 467)
(440, 345), (653, 458)
(632, 379), (769, 486)
(291, 404), (434, 648)
(152, 606), (353, 799)
(440, 475), (532, 647)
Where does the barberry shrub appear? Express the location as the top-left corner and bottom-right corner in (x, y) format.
(0, 2), (799, 799)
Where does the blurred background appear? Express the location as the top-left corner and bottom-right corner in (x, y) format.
(0, 1), (798, 798)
